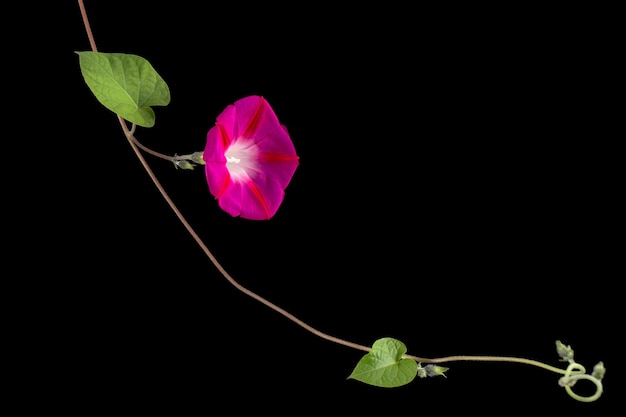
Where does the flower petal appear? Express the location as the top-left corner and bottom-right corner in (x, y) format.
(217, 174), (286, 220)
(204, 122), (230, 199)
(234, 95), (282, 143)
(204, 95), (299, 220)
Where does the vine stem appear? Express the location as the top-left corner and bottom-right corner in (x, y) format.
(76, 0), (580, 376)
(77, 0), (97, 52)
(406, 354), (568, 374)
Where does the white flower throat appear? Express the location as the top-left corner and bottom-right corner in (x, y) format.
(225, 140), (258, 179)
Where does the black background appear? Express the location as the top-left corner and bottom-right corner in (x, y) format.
(18, 1), (619, 414)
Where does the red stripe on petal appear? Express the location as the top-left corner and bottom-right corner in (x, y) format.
(215, 174), (231, 199)
(217, 122), (231, 148)
(241, 98), (266, 139)
(247, 180), (271, 219)
(259, 153), (300, 163)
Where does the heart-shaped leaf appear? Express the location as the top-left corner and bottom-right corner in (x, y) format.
(348, 337), (418, 388)
(76, 51), (170, 127)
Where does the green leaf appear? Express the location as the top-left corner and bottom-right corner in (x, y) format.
(348, 337), (418, 388)
(76, 51), (170, 127)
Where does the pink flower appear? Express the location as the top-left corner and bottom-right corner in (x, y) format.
(204, 95), (300, 220)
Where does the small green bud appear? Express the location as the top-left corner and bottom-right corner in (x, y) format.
(558, 375), (576, 388)
(190, 152), (205, 165)
(173, 160), (196, 170)
(556, 340), (574, 362)
(417, 367), (428, 379)
(592, 362), (605, 380)
(425, 364), (449, 378)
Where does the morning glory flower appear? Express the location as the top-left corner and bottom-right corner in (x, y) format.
(204, 95), (300, 220)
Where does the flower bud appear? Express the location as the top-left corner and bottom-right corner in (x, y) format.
(556, 340), (574, 362)
(173, 160), (196, 170)
(592, 362), (605, 380)
(425, 364), (449, 378)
